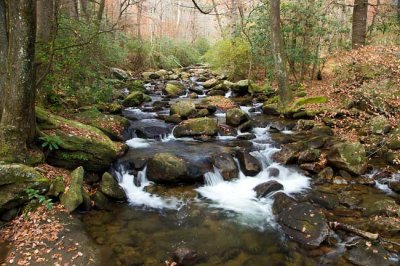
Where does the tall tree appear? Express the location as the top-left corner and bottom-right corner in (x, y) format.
(0, 0), (7, 120)
(0, 0), (37, 162)
(352, 0), (368, 49)
(270, 0), (291, 109)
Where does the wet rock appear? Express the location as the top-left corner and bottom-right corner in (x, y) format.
(294, 119), (315, 131)
(193, 109), (210, 118)
(47, 176), (65, 197)
(311, 126), (334, 136)
(345, 241), (390, 266)
(278, 202), (329, 248)
(188, 92), (198, 99)
(273, 142), (305, 165)
(123, 91), (151, 107)
(309, 191), (339, 210)
(170, 101), (197, 119)
(235, 150), (262, 176)
(226, 108), (250, 127)
(60, 167), (84, 213)
(237, 120), (254, 132)
(232, 80), (250, 95)
(203, 78), (220, 88)
(173, 247), (199, 266)
(327, 141), (367, 175)
(307, 136), (328, 149)
(254, 181), (284, 198)
(237, 133), (256, 140)
(318, 167), (334, 180)
(368, 216), (400, 236)
(37, 108), (118, 172)
(189, 86), (203, 94)
(153, 100), (170, 109)
(212, 153), (238, 180)
(111, 67), (129, 80)
(164, 82), (185, 97)
(173, 118), (218, 138)
(207, 89), (225, 96)
(100, 172), (126, 200)
(272, 192), (297, 214)
(262, 103), (280, 115)
(146, 153), (199, 183)
(91, 191), (110, 210)
(0, 164), (49, 214)
(298, 149), (321, 163)
(361, 197), (400, 217)
(300, 162), (323, 174)
(268, 167), (280, 177)
(389, 180), (400, 193)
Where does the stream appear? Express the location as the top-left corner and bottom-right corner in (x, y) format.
(80, 69), (399, 265)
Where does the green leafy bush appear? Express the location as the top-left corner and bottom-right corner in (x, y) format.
(25, 188), (53, 210)
(39, 135), (63, 151)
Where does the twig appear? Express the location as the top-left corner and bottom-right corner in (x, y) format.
(329, 221), (379, 241)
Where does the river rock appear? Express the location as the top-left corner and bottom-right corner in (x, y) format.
(389, 180), (400, 193)
(273, 142), (305, 165)
(0, 164), (50, 214)
(278, 202), (329, 248)
(254, 181), (284, 198)
(36, 108), (118, 172)
(123, 91), (151, 107)
(203, 78), (220, 88)
(360, 197), (400, 217)
(142, 71), (160, 80)
(262, 103), (280, 115)
(226, 108), (249, 127)
(173, 247), (199, 265)
(298, 149), (321, 163)
(100, 172), (126, 200)
(173, 118), (218, 138)
(327, 141), (367, 175)
(232, 80), (250, 95)
(207, 90), (225, 96)
(111, 67), (129, 80)
(308, 190), (339, 210)
(272, 192), (297, 215)
(170, 101), (197, 119)
(164, 82), (185, 97)
(235, 150), (262, 176)
(146, 153), (198, 183)
(91, 191), (110, 210)
(60, 167), (84, 213)
(345, 241), (391, 266)
(165, 114), (182, 124)
(211, 153), (238, 180)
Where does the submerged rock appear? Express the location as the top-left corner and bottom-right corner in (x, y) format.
(235, 150), (262, 176)
(272, 192), (297, 215)
(226, 108), (250, 127)
(278, 203), (329, 248)
(100, 172), (126, 200)
(173, 118), (218, 138)
(253, 180), (284, 198)
(36, 108), (118, 172)
(0, 164), (49, 214)
(173, 247), (199, 266)
(327, 141), (367, 175)
(60, 167), (84, 213)
(211, 153), (238, 180)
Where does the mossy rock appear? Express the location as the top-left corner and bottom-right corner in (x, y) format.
(36, 108), (118, 172)
(123, 91), (151, 107)
(164, 82), (185, 97)
(327, 141), (367, 175)
(142, 72), (160, 80)
(126, 80), (146, 93)
(226, 108), (249, 127)
(0, 164), (50, 213)
(96, 102), (123, 114)
(173, 118), (218, 138)
(146, 153), (188, 183)
(47, 175), (65, 197)
(170, 101), (197, 119)
(262, 103), (280, 116)
(291, 96), (328, 109)
(60, 166), (84, 213)
(73, 108), (129, 141)
(369, 115), (390, 135)
(232, 80), (250, 95)
(100, 172), (126, 200)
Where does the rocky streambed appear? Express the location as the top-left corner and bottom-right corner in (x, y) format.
(80, 67), (400, 265)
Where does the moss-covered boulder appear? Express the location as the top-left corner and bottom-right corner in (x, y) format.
(262, 103), (280, 116)
(232, 80), (250, 95)
(170, 101), (197, 119)
(111, 67), (129, 80)
(126, 80), (146, 93)
(203, 78), (220, 88)
(100, 172), (126, 200)
(60, 167), (84, 213)
(327, 141), (367, 175)
(142, 71), (160, 80)
(226, 108), (249, 127)
(173, 118), (218, 138)
(147, 153), (191, 183)
(123, 91), (151, 107)
(73, 108), (129, 141)
(369, 115), (390, 135)
(36, 108), (118, 172)
(202, 96), (237, 111)
(0, 164), (50, 213)
(164, 82), (185, 97)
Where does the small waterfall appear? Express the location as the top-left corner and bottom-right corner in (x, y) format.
(204, 168), (224, 186)
(225, 90), (232, 98)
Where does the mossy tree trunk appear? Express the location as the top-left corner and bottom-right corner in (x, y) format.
(0, 0), (7, 120)
(352, 0), (368, 49)
(0, 0), (37, 163)
(270, 0), (292, 110)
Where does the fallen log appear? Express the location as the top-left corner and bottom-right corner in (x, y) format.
(329, 221), (379, 241)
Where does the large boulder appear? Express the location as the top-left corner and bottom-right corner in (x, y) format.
(146, 153), (199, 183)
(164, 82), (185, 97)
(203, 78), (220, 88)
(36, 108), (118, 172)
(123, 91), (151, 107)
(254, 181), (284, 198)
(211, 153), (238, 180)
(278, 203), (329, 248)
(226, 108), (250, 127)
(173, 118), (218, 138)
(60, 167), (84, 213)
(0, 164), (50, 214)
(111, 67), (129, 80)
(100, 172), (126, 200)
(232, 80), (250, 95)
(170, 101), (197, 119)
(73, 108), (129, 141)
(235, 150), (262, 176)
(327, 141), (367, 175)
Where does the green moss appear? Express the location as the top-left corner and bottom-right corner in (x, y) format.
(123, 91), (150, 107)
(127, 80), (146, 93)
(173, 117), (218, 137)
(292, 96), (328, 109)
(165, 83), (185, 97)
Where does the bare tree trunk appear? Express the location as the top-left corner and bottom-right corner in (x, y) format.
(0, 0), (37, 162)
(96, 0), (105, 25)
(0, 0), (7, 120)
(212, 0), (225, 39)
(352, 0), (368, 49)
(270, 0), (291, 109)
(80, 0), (89, 22)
